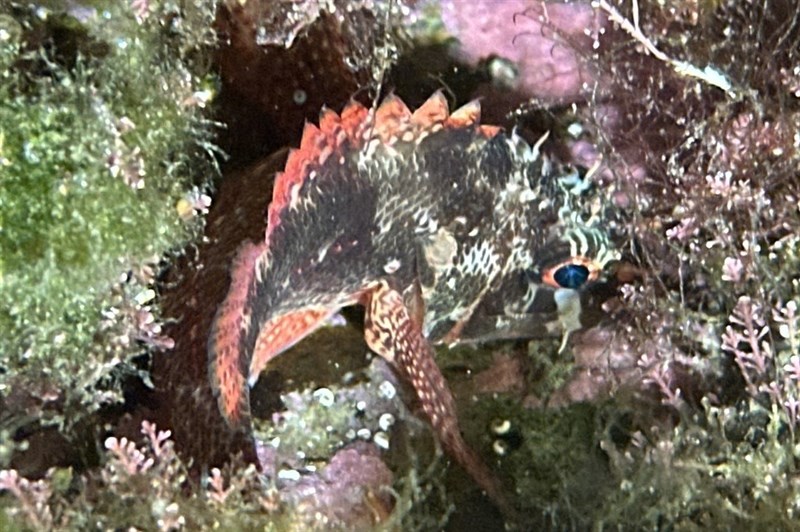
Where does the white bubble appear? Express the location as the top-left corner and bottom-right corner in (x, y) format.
(293, 89), (308, 105)
(374, 431), (390, 450)
(278, 469), (301, 481)
(378, 381), (396, 400)
(490, 419), (511, 435)
(378, 413), (395, 431)
(492, 439), (508, 456)
(313, 387), (335, 407)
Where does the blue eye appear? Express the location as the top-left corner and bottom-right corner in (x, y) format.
(542, 256), (600, 289)
(552, 264), (590, 289)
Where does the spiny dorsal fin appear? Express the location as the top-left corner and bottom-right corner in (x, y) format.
(266, 92), (500, 239)
(447, 99), (481, 127)
(411, 90), (449, 126)
(266, 99), (369, 240)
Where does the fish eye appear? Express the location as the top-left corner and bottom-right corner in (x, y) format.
(553, 264), (590, 289)
(542, 256), (600, 289)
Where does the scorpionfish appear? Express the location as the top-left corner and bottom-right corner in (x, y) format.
(209, 91), (618, 513)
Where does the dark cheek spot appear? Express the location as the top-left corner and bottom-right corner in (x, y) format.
(553, 264), (590, 289)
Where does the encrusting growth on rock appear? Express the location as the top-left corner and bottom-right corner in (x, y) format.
(208, 91), (618, 516)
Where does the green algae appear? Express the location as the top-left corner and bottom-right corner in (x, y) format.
(0, 1), (217, 433)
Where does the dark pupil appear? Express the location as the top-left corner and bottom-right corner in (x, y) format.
(553, 264), (590, 289)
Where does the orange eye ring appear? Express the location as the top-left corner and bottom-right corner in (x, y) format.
(542, 256), (602, 289)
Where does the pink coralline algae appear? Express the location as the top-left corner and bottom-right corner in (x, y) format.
(440, 0), (605, 101)
(282, 444), (394, 528)
(440, 1), (651, 205)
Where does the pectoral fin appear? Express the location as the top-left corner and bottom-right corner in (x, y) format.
(363, 280), (513, 516)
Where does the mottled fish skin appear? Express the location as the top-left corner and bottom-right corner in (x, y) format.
(208, 91), (617, 516)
